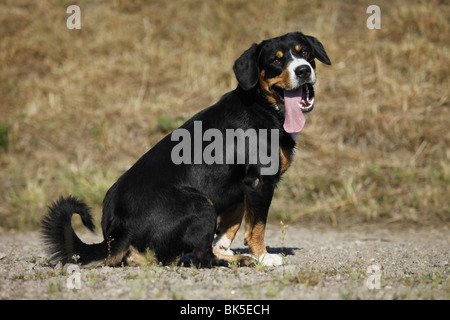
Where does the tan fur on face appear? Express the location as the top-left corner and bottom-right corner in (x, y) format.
(259, 69), (291, 105)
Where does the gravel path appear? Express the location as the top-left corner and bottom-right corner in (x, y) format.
(0, 224), (448, 300)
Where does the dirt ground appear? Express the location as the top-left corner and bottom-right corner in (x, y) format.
(0, 223), (448, 300)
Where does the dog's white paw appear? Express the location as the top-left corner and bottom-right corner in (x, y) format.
(216, 246), (234, 256)
(257, 253), (283, 266)
(214, 235), (234, 256)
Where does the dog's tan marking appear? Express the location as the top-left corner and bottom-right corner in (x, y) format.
(212, 245), (254, 266)
(280, 147), (293, 174)
(205, 197), (214, 207)
(295, 44), (302, 52)
(259, 69), (291, 105)
(218, 203), (244, 242)
(124, 245), (146, 266)
(83, 245), (147, 268)
(193, 245), (254, 267)
(276, 50), (284, 58)
(243, 196), (267, 257)
(245, 222), (267, 257)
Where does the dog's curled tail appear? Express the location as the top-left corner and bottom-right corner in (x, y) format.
(41, 196), (112, 266)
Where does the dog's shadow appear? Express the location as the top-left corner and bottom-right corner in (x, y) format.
(178, 246), (300, 267)
(232, 246), (298, 256)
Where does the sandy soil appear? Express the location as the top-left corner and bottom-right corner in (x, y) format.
(0, 224), (448, 300)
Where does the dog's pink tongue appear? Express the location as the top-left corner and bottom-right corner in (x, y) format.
(283, 88), (306, 133)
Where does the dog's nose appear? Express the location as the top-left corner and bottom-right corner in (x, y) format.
(294, 65), (311, 80)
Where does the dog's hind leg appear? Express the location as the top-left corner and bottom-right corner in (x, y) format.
(177, 192), (250, 267)
(176, 191), (221, 268)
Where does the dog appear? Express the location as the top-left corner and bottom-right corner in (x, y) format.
(42, 32), (331, 268)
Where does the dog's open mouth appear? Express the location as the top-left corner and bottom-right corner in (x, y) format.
(274, 83), (315, 112)
(274, 83), (315, 133)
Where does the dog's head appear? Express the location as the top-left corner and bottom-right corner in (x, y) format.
(233, 32), (331, 133)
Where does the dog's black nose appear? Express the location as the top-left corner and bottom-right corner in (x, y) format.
(294, 65), (311, 79)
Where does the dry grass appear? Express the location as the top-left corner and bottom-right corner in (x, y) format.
(0, 0), (449, 230)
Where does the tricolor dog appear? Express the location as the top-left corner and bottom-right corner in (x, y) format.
(42, 32), (331, 268)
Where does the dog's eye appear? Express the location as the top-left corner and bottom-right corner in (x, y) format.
(272, 59), (281, 65)
(302, 51), (309, 58)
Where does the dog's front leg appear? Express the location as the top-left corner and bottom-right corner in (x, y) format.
(214, 203), (244, 255)
(243, 176), (283, 267)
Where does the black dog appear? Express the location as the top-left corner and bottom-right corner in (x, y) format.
(42, 32), (330, 268)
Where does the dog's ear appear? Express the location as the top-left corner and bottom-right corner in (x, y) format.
(233, 43), (262, 91)
(296, 33), (331, 65)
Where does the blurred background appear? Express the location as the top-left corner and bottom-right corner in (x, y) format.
(0, 0), (448, 231)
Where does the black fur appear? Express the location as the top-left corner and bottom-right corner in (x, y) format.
(41, 32), (330, 268)
(42, 196), (105, 264)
